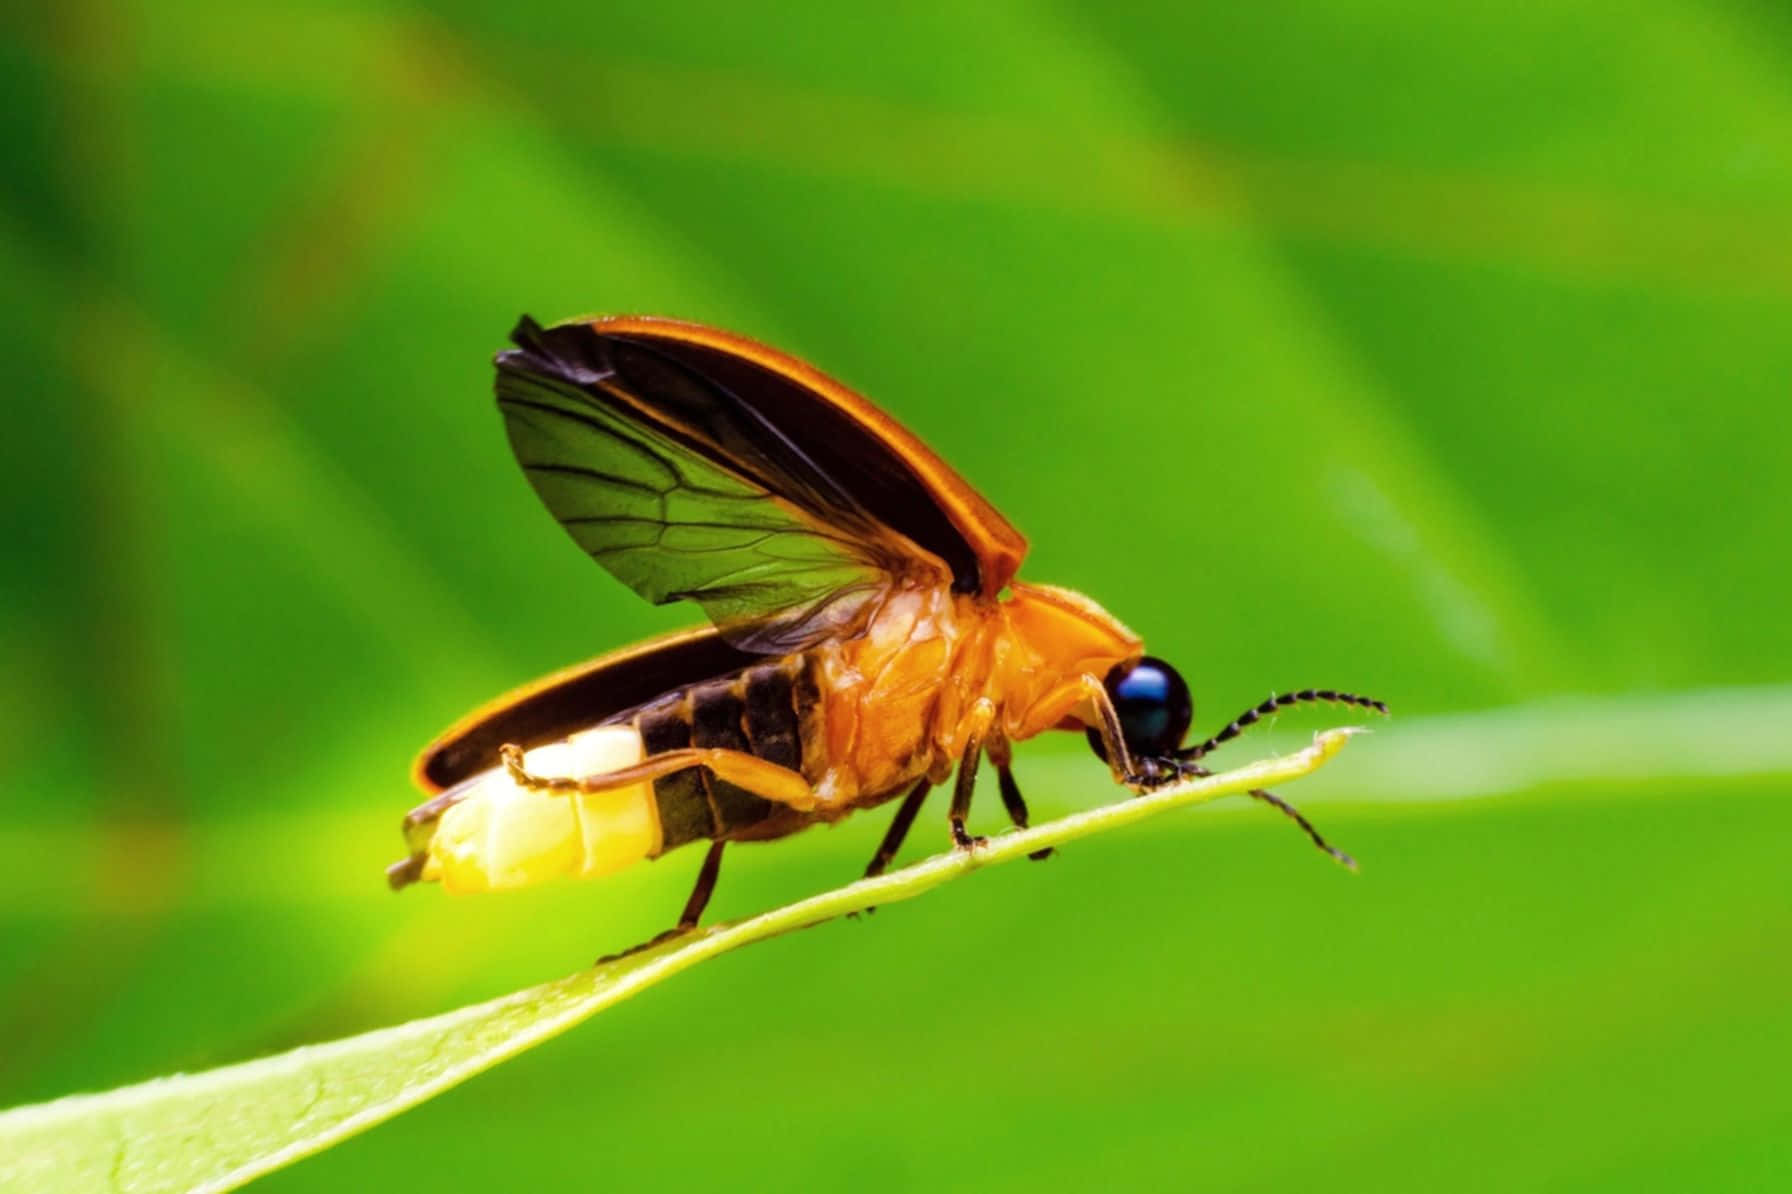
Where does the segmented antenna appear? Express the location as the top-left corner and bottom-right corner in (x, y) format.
(1180, 688), (1387, 761)
(1249, 787), (1358, 871)
(1178, 760), (1358, 871)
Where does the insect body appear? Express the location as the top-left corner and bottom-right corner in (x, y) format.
(388, 316), (1386, 940)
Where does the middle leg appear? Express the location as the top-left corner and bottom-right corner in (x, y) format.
(947, 697), (999, 850)
(949, 738), (987, 850)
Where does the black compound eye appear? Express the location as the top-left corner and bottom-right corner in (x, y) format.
(1086, 657), (1193, 763)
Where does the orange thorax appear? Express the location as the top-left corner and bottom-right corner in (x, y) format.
(806, 581), (1142, 809)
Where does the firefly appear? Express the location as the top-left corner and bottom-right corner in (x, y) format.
(388, 316), (1386, 946)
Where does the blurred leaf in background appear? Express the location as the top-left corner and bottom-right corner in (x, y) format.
(2, 0), (1788, 1190)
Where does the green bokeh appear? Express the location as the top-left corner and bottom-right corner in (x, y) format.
(3, 1), (1789, 1189)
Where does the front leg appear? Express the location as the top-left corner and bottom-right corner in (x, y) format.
(1073, 673), (1171, 790)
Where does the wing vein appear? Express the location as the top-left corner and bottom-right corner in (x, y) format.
(498, 393), (680, 489)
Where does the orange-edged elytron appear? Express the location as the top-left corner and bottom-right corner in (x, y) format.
(388, 315), (1386, 941)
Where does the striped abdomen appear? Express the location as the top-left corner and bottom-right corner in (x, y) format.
(392, 610), (947, 894)
(624, 653), (823, 852)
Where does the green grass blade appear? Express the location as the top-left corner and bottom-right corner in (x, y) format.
(0, 730), (1356, 1194)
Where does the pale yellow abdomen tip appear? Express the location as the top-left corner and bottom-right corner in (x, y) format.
(422, 726), (663, 893)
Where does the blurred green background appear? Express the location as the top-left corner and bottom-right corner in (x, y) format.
(5, 1), (1791, 1189)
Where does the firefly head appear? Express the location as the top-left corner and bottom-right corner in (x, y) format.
(1080, 656), (1381, 870)
(1085, 656), (1192, 773)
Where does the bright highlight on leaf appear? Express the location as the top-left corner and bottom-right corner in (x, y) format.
(0, 731), (1357, 1194)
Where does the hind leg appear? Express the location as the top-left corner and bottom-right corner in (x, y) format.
(501, 743), (816, 811)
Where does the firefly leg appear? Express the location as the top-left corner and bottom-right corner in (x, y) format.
(863, 779), (933, 879)
(995, 763), (1055, 862)
(948, 699), (999, 850)
(501, 743), (816, 812)
(851, 779), (933, 920)
(1075, 674), (1152, 788)
(598, 841), (728, 964)
(676, 840), (727, 928)
(950, 741), (987, 850)
(1010, 673), (1142, 787)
